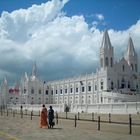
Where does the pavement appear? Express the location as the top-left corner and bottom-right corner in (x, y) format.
(0, 112), (140, 140)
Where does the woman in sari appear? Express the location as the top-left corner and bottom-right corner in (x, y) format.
(40, 104), (48, 128)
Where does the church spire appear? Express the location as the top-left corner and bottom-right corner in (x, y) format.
(124, 36), (138, 72)
(125, 36), (136, 58)
(24, 72), (28, 81)
(101, 29), (112, 49)
(32, 61), (37, 77)
(100, 29), (114, 69)
(3, 76), (8, 86)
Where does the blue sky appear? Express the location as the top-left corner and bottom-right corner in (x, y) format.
(0, 0), (140, 30)
(0, 0), (140, 84)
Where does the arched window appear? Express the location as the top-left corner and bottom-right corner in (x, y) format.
(122, 65), (125, 72)
(121, 78), (125, 88)
(105, 57), (108, 66)
(111, 81), (114, 90)
(128, 81), (130, 88)
(46, 90), (48, 95)
(100, 80), (104, 90)
(135, 64), (137, 72)
(131, 64), (134, 71)
(110, 57), (113, 67)
(101, 97), (103, 103)
(88, 82), (91, 92)
(65, 85), (67, 93)
(60, 89), (63, 94)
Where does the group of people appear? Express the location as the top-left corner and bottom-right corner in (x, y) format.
(40, 104), (54, 129)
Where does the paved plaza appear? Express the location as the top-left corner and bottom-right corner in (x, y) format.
(0, 113), (140, 140)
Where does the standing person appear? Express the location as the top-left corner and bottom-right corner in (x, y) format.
(40, 104), (48, 128)
(48, 106), (54, 128)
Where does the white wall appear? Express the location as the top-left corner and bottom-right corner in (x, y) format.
(7, 102), (140, 114)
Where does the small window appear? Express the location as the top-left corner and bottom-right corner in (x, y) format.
(70, 88), (73, 93)
(51, 90), (53, 95)
(56, 90), (57, 94)
(46, 90), (48, 95)
(88, 86), (91, 91)
(105, 57), (108, 66)
(101, 97), (103, 103)
(82, 87), (85, 92)
(76, 87), (78, 92)
(65, 89), (67, 93)
(60, 89), (63, 94)
(135, 64), (137, 72)
(128, 81), (130, 88)
(101, 81), (104, 90)
(110, 57), (113, 67)
(111, 81), (114, 90)
(122, 65), (125, 72)
(131, 64), (134, 71)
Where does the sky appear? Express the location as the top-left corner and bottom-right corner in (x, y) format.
(0, 0), (140, 85)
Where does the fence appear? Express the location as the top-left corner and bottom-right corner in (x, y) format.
(0, 107), (140, 135)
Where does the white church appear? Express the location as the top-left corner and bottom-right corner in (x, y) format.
(1, 30), (140, 113)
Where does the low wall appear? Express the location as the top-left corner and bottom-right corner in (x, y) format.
(7, 102), (140, 114)
(7, 104), (65, 113)
(71, 102), (140, 114)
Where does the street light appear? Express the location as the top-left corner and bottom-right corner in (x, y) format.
(43, 81), (46, 104)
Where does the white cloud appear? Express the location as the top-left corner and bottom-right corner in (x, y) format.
(0, 0), (140, 83)
(95, 13), (104, 21)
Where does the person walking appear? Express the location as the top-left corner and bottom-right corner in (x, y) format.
(40, 104), (48, 128)
(48, 106), (54, 128)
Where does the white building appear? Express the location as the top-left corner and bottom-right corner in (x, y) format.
(1, 30), (140, 108)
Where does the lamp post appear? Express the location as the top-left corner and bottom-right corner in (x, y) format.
(43, 81), (46, 104)
(80, 81), (83, 111)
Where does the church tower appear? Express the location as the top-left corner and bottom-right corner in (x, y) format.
(31, 61), (37, 81)
(100, 30), (114, 69)
(124, 36), (138, 72)
(32, 61), (37, 77)
(1, 76), (8, 106)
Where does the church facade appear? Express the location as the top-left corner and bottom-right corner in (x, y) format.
(0, 30), (140, 107)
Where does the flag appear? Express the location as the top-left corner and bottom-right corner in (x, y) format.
(15, 88), (20, 94)
(9, 88), (14, 93)
(14, 84), (20, 94)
